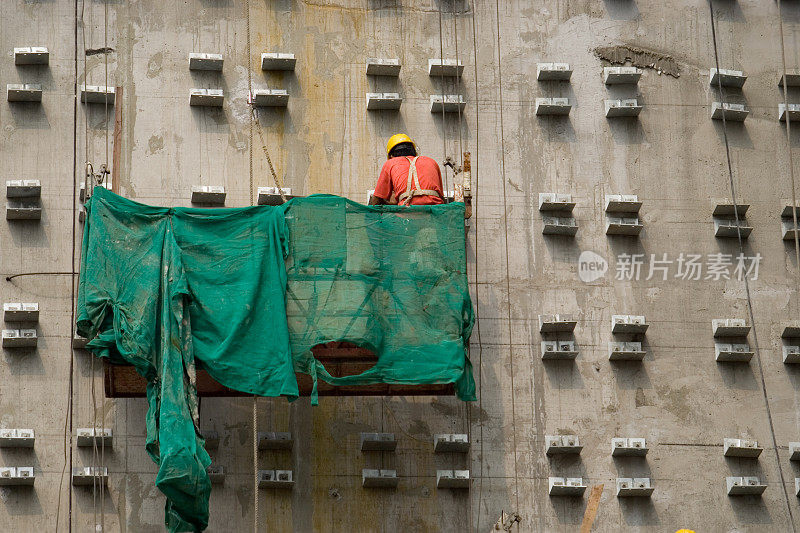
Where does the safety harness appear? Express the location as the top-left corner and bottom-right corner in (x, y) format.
(398, 156), (443, 206)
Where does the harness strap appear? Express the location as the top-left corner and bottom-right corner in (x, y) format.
(398, 156), (442, 205)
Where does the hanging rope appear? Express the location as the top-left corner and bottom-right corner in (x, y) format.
(55, 1), (83, 530)
(467, 0), (483, 528)
(252, 397), (259, 532)
(447, 3), (471, 529)
(709, 3), (796, 529)
(97, 2), (110, 529)
(244, 2), (262, 531)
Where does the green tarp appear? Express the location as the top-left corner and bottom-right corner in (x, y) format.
(76, 187), (474, 531)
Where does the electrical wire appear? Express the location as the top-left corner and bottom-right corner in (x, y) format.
(708, 3), (796, 529)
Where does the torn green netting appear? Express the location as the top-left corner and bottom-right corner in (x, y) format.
(76, 188), (474, 532)
(283, 195), (475, 400)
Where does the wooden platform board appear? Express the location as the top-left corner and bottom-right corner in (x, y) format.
(103, 341), (455, 398)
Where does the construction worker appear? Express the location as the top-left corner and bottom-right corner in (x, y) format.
(369, 134), (445, 206)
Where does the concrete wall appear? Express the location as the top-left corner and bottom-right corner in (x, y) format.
(1, 0), (800, 531)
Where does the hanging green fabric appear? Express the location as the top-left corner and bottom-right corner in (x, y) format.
(76, 188), (475, 532)
(76, 187), (297, 532)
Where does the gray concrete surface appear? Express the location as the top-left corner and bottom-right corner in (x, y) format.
(1, 0), (800, 531)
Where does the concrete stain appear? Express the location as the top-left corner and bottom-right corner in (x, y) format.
(657, 384), (693, 421)
(235, 485), (251, 518)
(328, 420), (374, 442)
(634, 386), (653, 407)
(228, 130), (248, 153)
(405, 418), (431, 436)
(146, 52), (163, 79)
(147, 135), (164, 155)
(429, 399), (491, 423)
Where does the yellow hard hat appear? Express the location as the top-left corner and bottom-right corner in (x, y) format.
(675, 530), (695, 533)
(386, 133), (416, 158)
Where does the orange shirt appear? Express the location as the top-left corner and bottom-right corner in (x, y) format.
(374, 156), (444, 205)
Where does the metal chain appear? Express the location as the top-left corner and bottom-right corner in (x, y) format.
(245, 0), (286, 205)
(253, 112), (287, 203)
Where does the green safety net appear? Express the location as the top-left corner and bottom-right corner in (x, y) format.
(283, 195), (475, 399)
(76, 187), (474, 532)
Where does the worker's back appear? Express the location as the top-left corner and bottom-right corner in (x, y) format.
(375, 155), (444, 205)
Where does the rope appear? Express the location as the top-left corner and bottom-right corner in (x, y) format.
(98, 1), (109, 528)
(91, 345), (98, 529)
(493, 0), (520, 522)
(86, 0), (101, 525)
(709, 3), (796, 529)
(244, 3), (261, 531)
(55, 2), (82, 530)
(447, 3), (469, 529)
(80, 0), (93, 526)
(253, 397), (259, 533)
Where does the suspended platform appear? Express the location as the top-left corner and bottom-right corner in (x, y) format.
(104, 341), (455, 398)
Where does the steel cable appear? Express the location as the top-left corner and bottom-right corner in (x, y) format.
(709, 3), (796, 528)
(493, 0), (521, 524)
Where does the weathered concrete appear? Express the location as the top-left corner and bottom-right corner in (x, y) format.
(2, 0), (800, 531)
